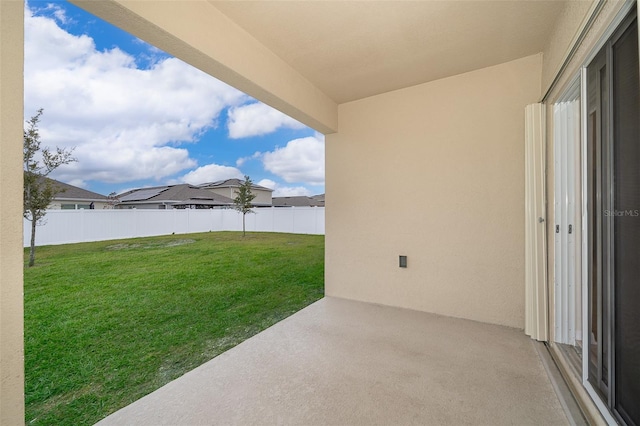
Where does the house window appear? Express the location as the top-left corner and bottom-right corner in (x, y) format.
(61, 203), (92, 210)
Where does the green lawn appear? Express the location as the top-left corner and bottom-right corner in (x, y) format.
(24, 232), (324, 426)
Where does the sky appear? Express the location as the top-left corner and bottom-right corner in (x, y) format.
(24, 1), (325, 197)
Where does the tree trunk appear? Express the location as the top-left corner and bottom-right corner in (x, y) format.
(29, 218), (37, 267)
(242, 212), (246, 237)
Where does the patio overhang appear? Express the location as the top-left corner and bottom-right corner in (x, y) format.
(68, 0), (591, 131)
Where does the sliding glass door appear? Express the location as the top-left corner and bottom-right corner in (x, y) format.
(586, 11), (640, 426)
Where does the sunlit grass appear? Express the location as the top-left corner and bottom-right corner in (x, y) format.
(24, 232), (324, 425)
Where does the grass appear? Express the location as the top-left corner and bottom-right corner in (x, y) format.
(24, 232), (324, 426)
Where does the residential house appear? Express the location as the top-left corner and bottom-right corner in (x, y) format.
(2, 1), (639, 424)
(272, 194), (324, 207)
(198, 178), (273, 206)
(116, 184), (235, 209)
(46, 178), (110, 210)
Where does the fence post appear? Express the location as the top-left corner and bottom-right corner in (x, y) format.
(80, 208), (85, 243)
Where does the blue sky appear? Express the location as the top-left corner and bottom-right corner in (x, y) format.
(24, 1), (325, 197)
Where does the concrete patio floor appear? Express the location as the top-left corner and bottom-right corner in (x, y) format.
(97, 297), (568, 425)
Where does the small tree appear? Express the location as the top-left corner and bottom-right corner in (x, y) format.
(106, 192), (120, 209)
(24, 109), (75, 267)
(233, 175), (257, 237)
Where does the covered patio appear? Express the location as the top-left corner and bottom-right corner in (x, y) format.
(2, 1), (634, 423)
(97, 297), (572, 425)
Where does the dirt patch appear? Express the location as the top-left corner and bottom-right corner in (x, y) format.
(105, 243), (142, 250)
(105, 239), (195, 250)
(164, 239), (196, 247)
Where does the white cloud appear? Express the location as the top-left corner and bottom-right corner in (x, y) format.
(257, 179), (277, 190)
(236, 151), (261, 167)
(257, 179), (311, 197)
(66, 178), (87, 188)
(177, 164), (244, 185)
(258, 179), (311, 197)
(262, 135), (325, 185)
(24, 6), (247, 184)
(227, 102), (305, 139)
(33, 3), (73, 26)
(273, 186), (312, 197)
(50, 5), (72, 25)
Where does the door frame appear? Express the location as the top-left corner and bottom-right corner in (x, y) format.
(579, 4), (638, 423)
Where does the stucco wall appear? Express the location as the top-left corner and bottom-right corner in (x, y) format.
(209, 187), (235, 200)
(326, 54), (542, 328)
(541, 1), (630, 100)
(541, 0), (596, 96)
(252, 189), (272, 206)
(0, 1), (25, 423)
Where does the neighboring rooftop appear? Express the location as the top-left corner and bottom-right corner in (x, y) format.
(272, 194), (324, 208)
(49, 178), (109, 201)
(117, 184), (235, 207)
(198, 178), (274, 192)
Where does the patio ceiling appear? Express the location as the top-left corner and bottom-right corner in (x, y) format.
(210, 1), (570, 104)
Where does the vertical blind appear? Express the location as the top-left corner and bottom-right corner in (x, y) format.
(553, 99), (581, 345)
(525, 103), (548, 341)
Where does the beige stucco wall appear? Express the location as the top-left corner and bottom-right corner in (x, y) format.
(541, 0), (597, 96)
(0, 1), (25, 424)
(326, 54), (543, 328)
(251, 189), (272, 206)
(542, 1), (630, 100)
(209, 187), (236, 200)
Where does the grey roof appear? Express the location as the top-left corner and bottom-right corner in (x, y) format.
(311, 194), (325, 204)
(118, 184), (235, 205)
(272, 194), (325, 207)
(49, 178), (109, 201)
(119, 187), (169, 202)
(198, 178), (274, 192)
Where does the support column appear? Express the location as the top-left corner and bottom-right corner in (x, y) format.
(0, 1), (26, 423)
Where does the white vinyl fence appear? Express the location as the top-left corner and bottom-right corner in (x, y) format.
(24, 207), (325, 247)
